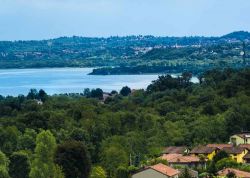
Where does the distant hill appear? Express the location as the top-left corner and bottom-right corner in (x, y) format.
(0, 31), (249, 70)
(221, 31), (250, 40)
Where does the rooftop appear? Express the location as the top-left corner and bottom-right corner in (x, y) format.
(161, 153), (200, 163)
(149, 163), (180, 177)
(190, 146), (217, 154)
(162, 146), (187, 154)
(239, 144), (250, 150)
(207, 144), (233, 150)
(222, 147), (246, 154)
(218, 168), (250, 178)
(232, 133), (250, 139)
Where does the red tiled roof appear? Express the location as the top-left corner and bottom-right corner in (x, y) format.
(190, 146), (217, 154)
(161, 154), (200, 163)
(150, 163), (180, 177)
(222, 147), (246, 154)
(162, 146), (187, 154)
(218, 168), (250, 178)
(161, 154), (183, 161)
(239, 144), (250, 150)
(169, 155), (200, 163)
(207, 144), (233, 150)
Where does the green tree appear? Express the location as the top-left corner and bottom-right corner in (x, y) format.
(226, 171), (236, 178)
(0, 151), (10, 178)
(116, 166), (129, 178)
(9, 151), (30, 178)
(27, 89), (38, 100)
(55, 140), (91, 178)
(101, 146), (128, 177)
(207, 161), (217, 176)
(120, 86), (131, 96)
(90, 166), (107, 178)
(179, 167), (193, 178)
(17, 128), (37, 151)
(29, 130), (57, 178)
(0, 126), (20, 155)
(213, 150), (229, 163)
(91, 88), (103, 99)
(38, 89), (48, 102)
(215, 158), (238, 171)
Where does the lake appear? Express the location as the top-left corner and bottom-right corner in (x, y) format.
(0, 68), (199, 96)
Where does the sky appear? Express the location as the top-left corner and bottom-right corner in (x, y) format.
(0, 0), (250, 40)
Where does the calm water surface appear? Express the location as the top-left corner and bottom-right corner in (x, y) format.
(0, 68), (199, 96)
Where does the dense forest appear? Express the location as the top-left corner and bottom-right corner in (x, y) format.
(0, 68), (249, 177)
(0, 31), (249, 72)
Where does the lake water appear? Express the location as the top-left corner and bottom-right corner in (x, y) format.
(0, 68), (199, 96)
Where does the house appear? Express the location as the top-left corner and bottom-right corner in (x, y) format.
(243, 153), (250, 164)
(239, 144), (250, 150)
(162, 146), (189, 155)
(222, 147), (248, 163)
(206, 144), (233, 150)
(190, 146), (218, 160)
(230, 133), (250, 146)
(161, 154), (204, 168)
(217, 168), (250, 178)
(132, 163), (179, 178)
(34, 99), (43, 105)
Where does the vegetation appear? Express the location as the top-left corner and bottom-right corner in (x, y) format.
(0, 31), (249, 74)
(0, 68), (249, 177)
(55, 140), (91, 178)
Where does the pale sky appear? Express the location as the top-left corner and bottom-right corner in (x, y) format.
(0, 0), (250, 40)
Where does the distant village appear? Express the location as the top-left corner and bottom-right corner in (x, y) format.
(132, 132), (250, 178)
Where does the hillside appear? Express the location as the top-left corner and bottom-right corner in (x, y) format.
(0, 31), (249, 71)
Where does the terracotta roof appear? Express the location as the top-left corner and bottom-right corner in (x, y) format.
(169, 155), (200, 163)
(239, 144), (250, 150)
(222, 147), (246, 154)
(207, 144), (233, 150)
(190, 146), (217, 154)
(162, 146), (187, 154)
(161, 154), (183, 161)
(149, 163), (180, 177)
(218, 168), (250, 178)
(161, 153), (200, 163)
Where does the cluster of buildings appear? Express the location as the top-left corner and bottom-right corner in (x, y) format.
(132, 132), (250, 178)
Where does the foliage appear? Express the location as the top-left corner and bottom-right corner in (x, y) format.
(9, 151), (30, 178)
(29, 130), (57, 178)
(120, 86), (131, 96)
(101, 146), (128, 177)
(207, 161), (217, 176)
(0, 151), (10, 178)
(226, 171), (236, 178)
(90, 166), (107, 178)
(213, 150), (229, 163)
(55, 140), (91, 178)
(116, 166), (129, 178)
(0, 68), (249, 176)
(1, 32), (249, 72)
(179, 167), (193, 178)
(215, 158), (238, 171)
